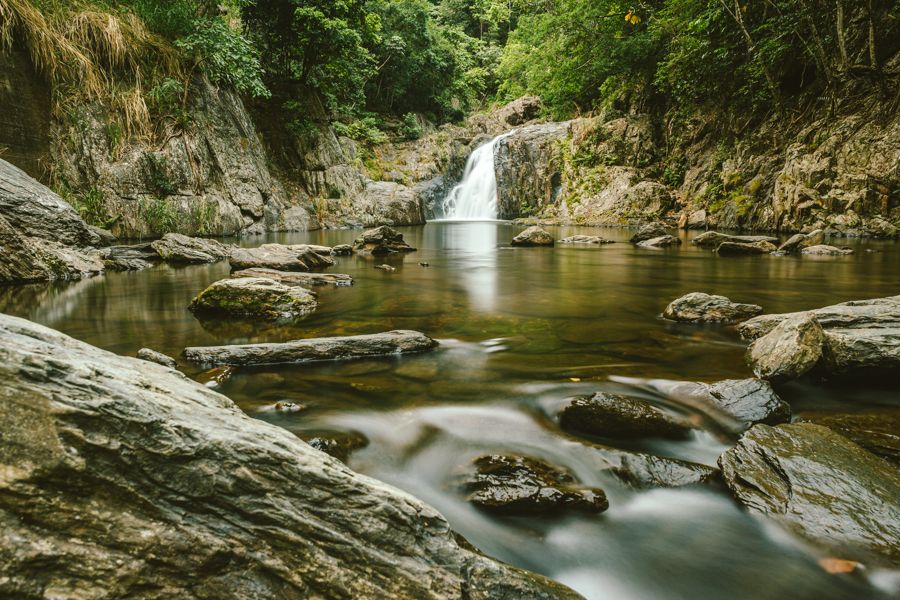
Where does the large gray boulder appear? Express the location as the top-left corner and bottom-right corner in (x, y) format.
(151, 233), (232, 264)
(184, 330), (438, 367)
(229, 243), (334, 272)
(359, 181), (426, 226)
(663, 292), (763, 324)
(746, 312), (825, 381)
(740, 296), (900, 378)
(0, 313), (576, 598)
(189, 277), (318, 320)
(719, 423), (900, 564)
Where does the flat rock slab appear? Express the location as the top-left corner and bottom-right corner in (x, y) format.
(558, 235), (613, 244)
(801, 244), (854, 255)
(719, 423), (900, 564)
(560, 392), (695, 441)
(637, 234), (681, 248)
(716, 240), (776, 255)
(151, 233), (232, 264)
(184, 330), (438, 367)
(460, 454), (608, 516)
(663, 292), (763, 324)
(511, 226), (554, 246)
(233, 267), (353, 287)
(189, 277), (317, 320)
(797, 410), (900, 465)
(693, 231), (778, 249)
(739, 295), (900, 340)
(0, 313), (574, 598)
(229, 244), (334, 271)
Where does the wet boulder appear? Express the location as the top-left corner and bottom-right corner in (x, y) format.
(150, 233), (231, 264)
(189, 277), (317, 320)
(629, 222), (668, 244)
(777, 229), (824, 253)
(136, 348), (177, 369)
(352, 225), (416, 255)
(331, 244), (353, 256)
(703, 379), (790, 427)
(100, 243), (159, 271)
(0, 313), (577, 598)
(301, 430), (369, 463)
(801, 244), (854, 256)
(229, 243), (334, 271)
(183, 330), (438, 367)
(636, 234), (681, 248)
(719, 423), (900, 564)
(716, 240), (777, 255)
(797, 410), (900, 466)
(663, 292), (763, 324)
(560, 393), (695, 441)
(747, 312), (825, 382)
(460, 454), (608, 516)
(232, 267), (353, 287)
(511, 226), (554, 247)
(693, 231), (779, 249)
(558, 234), (614, 244)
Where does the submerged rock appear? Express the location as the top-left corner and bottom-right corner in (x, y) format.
(558, 235), (613, 244)
(189, 277), (318, 320)
(797, 410), (900, 465)
(229, 243), (334, 272)
(183, 330), (438, 367)
(740, 296), (900, 378)
(663, 292), (763, 324)
(460, 454), (608, 516)
(719, 423), (900, 564)
(629, 222), (668, 244)
(232, 267), (353, 287)
(301, 430), (369, 463)
(136, 348), (177, 369)
(636, 234), (681, 248)
(511, 226), (554, 247)
(778, 229), (825, 253)
(801, 244), (854, 256)
(716, 240), (777, 255)
(747, 312), (825, 382)
(0, 313), (576, 598)
(693, 231), (779, 249)
(150, 233), (232, 264)
(352, 225), (416, 255)
(560, 393), (694, 441)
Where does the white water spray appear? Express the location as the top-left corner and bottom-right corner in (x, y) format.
(439, 131), (514, 220)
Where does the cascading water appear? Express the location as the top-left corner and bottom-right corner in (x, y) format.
(439, 131), (514, 220)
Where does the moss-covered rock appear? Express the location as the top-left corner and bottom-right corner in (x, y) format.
(189, 277), (317, 320)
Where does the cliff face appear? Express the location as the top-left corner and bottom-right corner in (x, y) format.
(0, 48), (51, 183)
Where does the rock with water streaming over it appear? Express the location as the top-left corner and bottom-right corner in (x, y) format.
(629, 222), (668, 244)
(352, 225), (417, 254)
(663, 292), (763, 324)
(150, 233), (232, 264)
(229, 243), (334, 271)
(0, 313), (577, 599)
(510, 226), (554, 247)
(189, 277), (318, 320)
(183, 330), (438, 367)
(460, 455), (609, 516)
(560, 393), (695, 441)
(232, 267), (353, 287)
(719, 423), (900, 565)
(692, 231), (779, 249)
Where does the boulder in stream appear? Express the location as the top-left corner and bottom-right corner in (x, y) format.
(229, 243), (334, 271)
(0, 313), (576, 598)
(136, 348), (177, 369)
(692, 231), (779, 249)
(716, 240), (777, 255)
(560, 393), (695, 441)
(800, 244), (854, 256)
(702, 379), (790, 427)
(719, 423), (900, 564)
(636, 234), (681, 248)
(189, 277), (318, 320)
(663, 292), (763, 324)
(797, 410), (900, 466)
(778, 229), (825, 253)
(511, 226), (554, 247)
(558, 235), (613, 244)
(100, 243), (160, 271)
(183, 330), (438, 367)
(629, 222), (668, 244)
(460, 454), (609, 516)
(232, 267), (353, 287)
(150, 233), (232, 264)
(746, 312), (825, 382)
(352, 225), (416, 254)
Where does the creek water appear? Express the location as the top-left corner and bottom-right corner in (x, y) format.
(3, 223), (899, 599)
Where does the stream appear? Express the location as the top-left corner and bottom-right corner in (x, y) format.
(2, 222), (899, 599)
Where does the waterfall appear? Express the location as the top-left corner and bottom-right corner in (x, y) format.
(439, 131), (513, 220)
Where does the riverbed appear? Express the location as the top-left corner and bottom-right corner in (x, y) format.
(3, 222), (898, 599)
